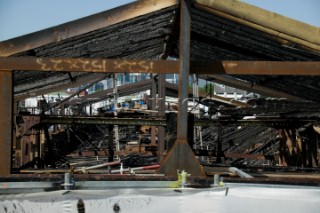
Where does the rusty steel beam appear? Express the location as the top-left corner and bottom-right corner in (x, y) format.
(41, 116), (167, 126)
(159, 0), (205, 176)
(17, 115), (314, 131)
(1, 57), (320, 75)
(0, 0), (179, 57)
(0, 71), (12, 175)
(176, 0), (190, 142)
(192, 61), (320, 75)
(0, 57), (178, 74)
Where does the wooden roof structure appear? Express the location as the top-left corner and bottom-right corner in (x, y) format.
(0, 0), (319, 101)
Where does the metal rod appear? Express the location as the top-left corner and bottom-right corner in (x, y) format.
(228, 167), (253, 178)
(74, 160), (121, 173)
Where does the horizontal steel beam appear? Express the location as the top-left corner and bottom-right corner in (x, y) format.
(1, 57), (320, 75)
(0, 57), (178, 74)
(191, 61), (320, 75)
(41, 116), (167, 126)
(16, 115), (315, 130)
(195, 118), (314, 127)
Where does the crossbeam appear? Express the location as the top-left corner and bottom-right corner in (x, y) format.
(1, 57), (320, 75)
(0, 57), (178, 74)
(17, 115), (314, 129)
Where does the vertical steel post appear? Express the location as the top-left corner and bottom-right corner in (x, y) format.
(0, 71), (12, 175)
(216, 125), (223, 163)
(113, 74), (120, 153)
(176, 0), (190, 142)
(158, 74), (166, 162)
(151, 74), (157, 146)
(108, 125), (114, 163)
(159, 0), (204, 176)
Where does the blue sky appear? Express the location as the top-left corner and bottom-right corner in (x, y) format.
(0, 0), (319, 42)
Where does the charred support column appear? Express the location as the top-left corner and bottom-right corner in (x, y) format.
(216, 125), (223, 163)
(0, 71), (12, 175)
(108, 125), (114, 163)
(159, 0), (205, 176)
(151, 74), (157, 146)
(158, 74), (166, 162)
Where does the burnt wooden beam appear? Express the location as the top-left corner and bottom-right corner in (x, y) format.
(0, 0), (179, 57)
(1, 57), (320, 75)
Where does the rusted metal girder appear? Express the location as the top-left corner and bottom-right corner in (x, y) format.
(15, 115), (314, 136)
(159, 0), (205, 176)
(41, 116), (167, 126)
(191, 61), (320, 75)
(0, 57), (178, 74)
(0, 71), (12, 175)
(1, 57), (320, 75)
